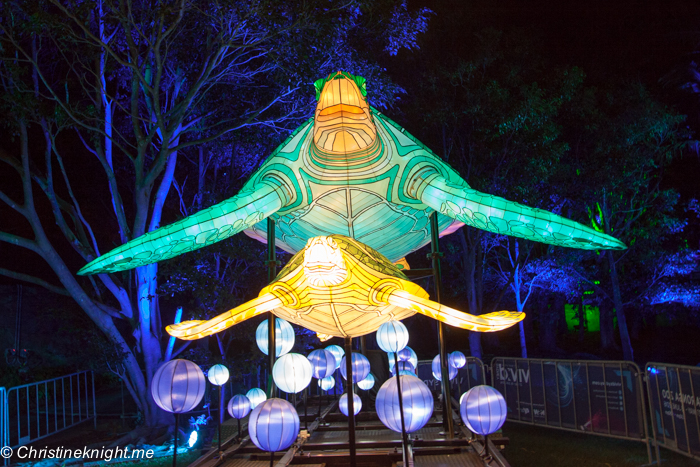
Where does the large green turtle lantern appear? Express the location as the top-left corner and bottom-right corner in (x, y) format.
(78, 70), (624, 276)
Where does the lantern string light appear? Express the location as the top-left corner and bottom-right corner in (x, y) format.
(376, 320), (409, 353)
(357, 373), (375, 391)
(460, 385), (507, 458)
(273, 353), (313, 394)
(324, 345), (345, 369)
(339, 392), (362, 416)
(308, 349), (336, 379)
(449, 351), (467, 369)
(376, 375), (434, 433)
(432, 355), (457, 381)
(248, 398), (300, 453)
(256, 318), (295, 356)
(150, 359), (205, 467)
(246, 388), (267, 409)
(339, 352), (371, 383)
(227, 395), (251, 443)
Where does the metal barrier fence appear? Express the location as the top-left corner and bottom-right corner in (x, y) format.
(3, 371), (96, 454)
(417, 357), (486, 399)
(646, 362), (700, 463)
(491, 357), (651, 463)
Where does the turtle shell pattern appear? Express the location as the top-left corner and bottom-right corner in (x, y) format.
(261, 235), (428, 338)
(243, 108), (464, 263)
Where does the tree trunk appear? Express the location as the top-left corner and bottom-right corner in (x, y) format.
(599, 300), (617, 351)
(459, 228), (482, 359)
(539, 296), (559, 353)
(607, 250), (634, 361)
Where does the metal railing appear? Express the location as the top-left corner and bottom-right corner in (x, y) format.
(646, 362), (700, 463)
(492, 357), (651, 463)
(3, 371), (96, 456)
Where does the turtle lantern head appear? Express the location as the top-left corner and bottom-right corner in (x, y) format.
(313, 71), (377, 153)
(303, 236), (348, 286)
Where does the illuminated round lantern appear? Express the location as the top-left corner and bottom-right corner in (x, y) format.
(246, 388), (267, 409)
(376, 375), (433, 433)
(207, 364), (230, 386)
(339, 352), (370, 383)
(256, 318), (295, 357)
(431, 355), (457, 381)
(227, 394), (251, 419)
(273, 353), (312, 394)
(357, 373), (375, 391)
(151, 359), (206, 413)
(390, 361), (415, 376)
(449, 351), (467, 369)
(248, 398), (300, 452)
(339, 392), (362, 416)
(376, 320), (409, 353)
(324, 345), (345, 369)
(319, 375), (335, 391)
(460, 385), (507, 436)
(308, 349), (336, 379)
(388, 346), (417, 371)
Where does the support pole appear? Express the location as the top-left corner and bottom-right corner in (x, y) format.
(360, 336), (367, 355)
(430, 212), (454, 438)
(304, 387), (308, 430)
(344, 337), (356, 467)
(393, 352), (409, 465)
(266, 218), (277, 398)
(173, 413), (179, 467)
(217, 386), (223, 456)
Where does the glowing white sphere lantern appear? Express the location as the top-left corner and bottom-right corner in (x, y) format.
(339, 352), (370, 383)
(324, 345), (345, 369)
(357, 373), (375, 391)
(227, 394), (251, 419)
(246, 388), (267, 409)
(388, 346), (417, 372)
(319, 376), (335, 391)
(431, 355), (457, 381)
(256, 318), (295, 357)
(376, 375), (433, 433)
(390, 361), (415, 376)
(151, 359), (206, 413)
(460, 385), (507, 436)
(248, 398), (300, 452)
(308, 349), (336, 379)
(339, 392), (362, 416)
(207, 364), (230, 386)
(273, 353), (313, 394)
(376, 320), (409, 353)
(449, 351), (467, 369)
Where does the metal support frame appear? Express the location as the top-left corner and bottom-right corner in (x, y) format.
(393, 352), (410, 464)
(429, 212), (454, 438)
(266, 218), (277, 398)
(344, 337), (356, 467)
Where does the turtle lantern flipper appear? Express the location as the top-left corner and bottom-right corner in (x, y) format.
(77, 179), (291, 275)
(413, 172), (626, 251)
(166, 293), (283, 340)
(386, 289), (524, 332)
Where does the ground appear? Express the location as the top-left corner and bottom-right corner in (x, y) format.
(503, 422), (700, 467)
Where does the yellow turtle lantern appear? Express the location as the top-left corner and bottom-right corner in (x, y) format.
(167, 235), (524, 340)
